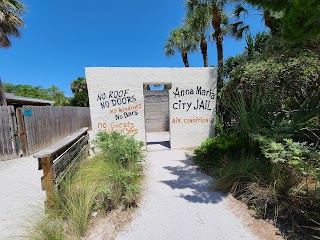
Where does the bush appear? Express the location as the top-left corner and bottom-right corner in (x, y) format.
(95, 131), (144, 167)
(213, 152), (271, 193)
(194, 133), (251, 174)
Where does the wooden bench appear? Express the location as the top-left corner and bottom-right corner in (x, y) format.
(34, 127), (89, 198)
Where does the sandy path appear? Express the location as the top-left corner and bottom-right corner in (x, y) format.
(116, 149), (258, 240)
(0, 156), (45, 240)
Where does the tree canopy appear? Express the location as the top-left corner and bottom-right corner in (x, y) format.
(245, 0), (320, 41)
(3, 83), (69, 106)
(70, 77), (89, 107)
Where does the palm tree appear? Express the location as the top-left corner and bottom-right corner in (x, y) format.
(0, 0), (25, 48)
(187, 0), (227, 90)
(71, 77), (87, 94)
(245, 32), (270, 60)
(187, 0), (248, 90)
(233, 3), (278, 36)
(164, 26), (198, 67)
(185, 3), (211, 67)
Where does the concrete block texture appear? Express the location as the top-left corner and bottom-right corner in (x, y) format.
(85, 67), (217, 149)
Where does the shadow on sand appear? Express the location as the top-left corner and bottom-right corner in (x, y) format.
(161, 152), (225, 204)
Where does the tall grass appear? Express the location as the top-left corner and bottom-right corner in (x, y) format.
(23, 214), (65, 240)
(24, 132), (144, 239)
(213, 152), (270, 193)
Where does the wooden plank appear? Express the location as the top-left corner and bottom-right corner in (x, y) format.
(0, 107), (8, 160)
(16, 108), (28, 156)
(8, 106), (19, 158)
(22, 106), (91, 155)
(144, 90), (170, 132)
(0, 106), (17, 160)
(34, 127), (88, 158)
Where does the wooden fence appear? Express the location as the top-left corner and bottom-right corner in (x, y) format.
(23, 106), (91, 155)
(0, 106), (19, 160)
(144, 90), (170, 132)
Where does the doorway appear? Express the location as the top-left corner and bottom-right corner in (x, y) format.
(143, 84), (171, 151)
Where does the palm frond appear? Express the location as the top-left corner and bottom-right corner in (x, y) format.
(0, 0), (25, 47)
(229, 21), (249, 40)
(164, 38), (175, 56)
(164, 26), (198, 57)
(233, 4), (248, 18)
(186, 0), (202, 14)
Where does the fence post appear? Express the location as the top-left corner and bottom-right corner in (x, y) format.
(40, 156), (54, 205)
(8, 106), (19, 158)
(16, 108), (28, 156)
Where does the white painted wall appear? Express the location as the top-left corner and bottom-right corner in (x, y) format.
(85, 67), (217, 149)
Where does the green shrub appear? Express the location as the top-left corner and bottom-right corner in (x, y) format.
(213, 152), (271, 193)
(194, 133), (250, 174)
(108, 167), (141, 208)
(95, 131), (144, 167)
(254, 134), (320, 181)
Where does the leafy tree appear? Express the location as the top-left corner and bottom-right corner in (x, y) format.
(70, 77), (89, 107)
(223, 54), (246, 80)
(164, 26), (198, 67)
(2, 82), (15, 93)
(5, 84), (48, 99)
(0, 80), (7, 105)
(3, 82), (69, 106)
(282, 0), (320, 41)
(243, 0), (320, 41)
(0, 0), (25, 48)
(47, 85), (69, 106)
(223, 39), (320, 113)
(223, 32), (270, 80)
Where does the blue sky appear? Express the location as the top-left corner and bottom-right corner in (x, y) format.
(0, 0), (266, 97)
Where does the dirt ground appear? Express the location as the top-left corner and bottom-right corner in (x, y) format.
(226, 195), (284, 240)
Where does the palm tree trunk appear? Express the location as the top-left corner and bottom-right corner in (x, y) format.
(263, 10), (276, 35)
(212, 5), (223, 91)
(182, 51), (190, 67)
(200, 37), (208, 67)
(216, 33), (223, 90)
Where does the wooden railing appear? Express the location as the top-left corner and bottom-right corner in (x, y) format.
(34, 128), (90, 198)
